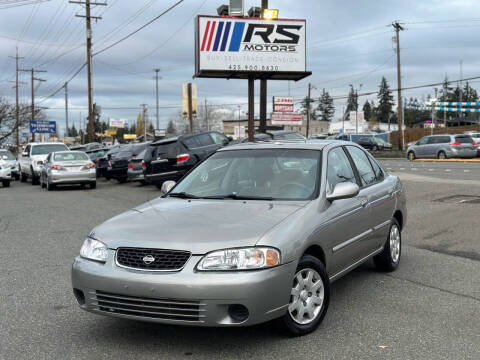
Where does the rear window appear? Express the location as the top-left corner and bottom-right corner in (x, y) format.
(114, 151), (133, 158)
(196, 134), (214, 146)
(183, 137), (200, 149)
(54, 152), (88, 161)
(32, 144), (68, 155)
(455, 136), (474, 144)
(275, 132), (305, 140)
(154, 142), (178, 158)
(0, 150), (15, 160)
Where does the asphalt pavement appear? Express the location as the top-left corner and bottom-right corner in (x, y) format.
(1, 175), (479, 360)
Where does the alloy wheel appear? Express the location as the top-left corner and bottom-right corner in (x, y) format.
(390, 224), (401, 263)
(288, 268), (324, 325)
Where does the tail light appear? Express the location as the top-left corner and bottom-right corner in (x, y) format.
(107, 161), (112, 167)
(450, 142), (461, 146)
(81, 162), (96, 170)
(472, 141), (477, 146)
(141, 160), (146, 168)
(176, 154), (190, 164)
(50, 164), (66, 171)
(128, 162), (134, 169)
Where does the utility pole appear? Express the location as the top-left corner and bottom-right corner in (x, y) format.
(205, 99), (209, 131)
(64, 82), (69, 138)
(393, 21), (404, 150)
(443, 80), (448, 127)
(154, 68), (160, 130)
(19, 68), (46, 142)
(248, 76), (255, 141)
(9, 48), (24, 153)
(71, 0), (106, 143)
(306, 83), (312, 138)
(187, 83), (194, 133)
(141, 104), (148, 141)
(459, 60), (463, 120)
(259, 0), (268, 134)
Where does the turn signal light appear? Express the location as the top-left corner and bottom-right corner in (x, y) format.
(266, 249), (280, 266)
(176, 154), (190, 164)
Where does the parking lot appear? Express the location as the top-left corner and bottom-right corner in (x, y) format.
(1, 163), (479, 360)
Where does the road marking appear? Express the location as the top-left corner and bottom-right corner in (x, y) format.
(428, 169), (434, 172)
(445, 169), (451, 172)
(464, 170), (470, 173)
(387, 168), (393, 170)
(400, 168), (405, 171)
(412, 168), (418, 171)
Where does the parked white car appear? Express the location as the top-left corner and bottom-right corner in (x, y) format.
(19, 142), (69, 185)
(0, 159), (12, 187)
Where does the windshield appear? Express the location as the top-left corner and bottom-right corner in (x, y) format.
(171, 149), (320, 200)
(0, 150), (15, 160)
(32, 144), (68, 155)
(54, 152), (89, 161)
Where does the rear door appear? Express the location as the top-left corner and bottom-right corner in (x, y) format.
(151, 141), (179, 174)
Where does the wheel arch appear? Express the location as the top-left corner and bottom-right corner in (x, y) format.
(393, 210), (403, 231)
(302, 244), (326, 267)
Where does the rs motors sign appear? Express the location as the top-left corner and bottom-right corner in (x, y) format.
(195, 16), (307, 79)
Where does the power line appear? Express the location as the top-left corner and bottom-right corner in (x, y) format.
(93, 0), (185, 56)
(0, 0), (49, 9)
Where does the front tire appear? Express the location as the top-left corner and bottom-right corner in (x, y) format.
(282, 255), (330, 336)
(2, 180), (10, 187)
(21, 172), (27, 182)
(47, 181), (55, 191)
(374, 219), (401, 272)
(31, 167), (39, 185)
(438, 151), (446, 159)
(408, 151), (416, 161)
(89, 181), (96, 189)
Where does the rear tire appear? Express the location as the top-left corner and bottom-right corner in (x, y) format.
(21, 172), (27, 182)
(374, 219), (401, 272)
(281, 255), (330, 336)
(47, 181), (55, 191)
(89, 181), (96, 189)
(438, 151), (446, 159)
(14, 173), (20, 181)
(117, 178), (127, 184)
(31, 168), (39, 185)
(2, 180), (10, 187)
(408, 151), (416, 161)
(41, 175), (46, 189)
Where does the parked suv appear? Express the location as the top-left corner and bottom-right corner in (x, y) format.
(406, 134), (477, 161)
(144, 131), (230, 189)
(464, 131), (480, 156)
(0, 157), (12, 187)
(19, 142), (69, 184)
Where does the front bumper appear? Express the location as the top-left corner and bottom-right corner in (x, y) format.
(71, 252), (295, 327)
(0, 169), (11, 180)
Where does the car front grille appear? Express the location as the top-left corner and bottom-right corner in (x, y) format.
(116, 247), (191, 271)
(90, 290), (205, 322)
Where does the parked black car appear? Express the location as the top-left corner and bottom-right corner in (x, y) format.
(106, 143), (151, 183)
(96, 145), (123, 178)
(144, 131), (230, 189)
(357, 137), (392, 151)
(85, 148), (109, 175)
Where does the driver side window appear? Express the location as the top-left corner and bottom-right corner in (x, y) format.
(327, 147), (356, 194)
(417, 137), (429, 146)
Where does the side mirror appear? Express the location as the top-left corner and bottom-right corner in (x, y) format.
(326, 182), (360, 202)
(22, 151), (29, 157)
(161, 180), (176, 194)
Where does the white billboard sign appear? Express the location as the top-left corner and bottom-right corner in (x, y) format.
(109, 118), (128, 128)
(273, 96), (294, 112)
(234, 125), (246, 139)
(349, 111), (365, 125)
(196, 16), (307, 77)
(271, 113), (303, 126)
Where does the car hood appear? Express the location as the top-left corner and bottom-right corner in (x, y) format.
(92, 198), (306, 254)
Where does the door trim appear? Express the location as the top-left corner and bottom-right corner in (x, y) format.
(329, 246), (384, 282)
(332, 228), (373, 253)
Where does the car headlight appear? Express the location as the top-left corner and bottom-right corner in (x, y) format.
(80, 237), (108, 263)
(197, 247), (280, 271)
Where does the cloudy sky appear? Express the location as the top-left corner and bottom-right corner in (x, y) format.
(0, 0), (479, 137)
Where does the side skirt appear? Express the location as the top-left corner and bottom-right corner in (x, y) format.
(329, 247), (384, 283)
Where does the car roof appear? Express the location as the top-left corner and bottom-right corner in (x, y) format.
(219, 140), (341, 152)
(28, 142), (66, 146)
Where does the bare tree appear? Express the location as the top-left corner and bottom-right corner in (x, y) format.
(0, 97), (45, 142)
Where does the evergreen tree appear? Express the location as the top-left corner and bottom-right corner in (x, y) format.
(377, 77), (394, 123)
(345, 85), (358, 119)
(300, 97), (318, 121)
(69, 124), (78, 137)
(317, 88), (335, 122)
(463, 82), (478, 102)
(148, 123), (155, 133)
(362, 100), (372, 122)
(166, 120), (176, 135)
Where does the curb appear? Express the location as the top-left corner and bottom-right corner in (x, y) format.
(375, 158), (406, 160)
(413, 159), (480, 163)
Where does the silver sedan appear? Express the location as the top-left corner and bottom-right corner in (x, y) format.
(40, 151), (96, 190)
(71, 141), (406, 336)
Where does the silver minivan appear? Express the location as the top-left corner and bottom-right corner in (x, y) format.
(406, 134), (477, 160)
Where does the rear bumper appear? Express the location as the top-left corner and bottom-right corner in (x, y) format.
(71, 254), (296, 327)
(106, 167), (128, 179)
(448, 148), (477, 158)
(50, 170), (96, 184)
(145, 170), (187, 184)
(127, 169), (144, 181)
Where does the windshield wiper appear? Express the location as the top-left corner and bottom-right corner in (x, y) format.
(168, 192), (200, 199)
(204, 194), (274, 201)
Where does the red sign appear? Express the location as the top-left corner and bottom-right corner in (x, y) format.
(273, 104), (295, 112)
(271, 113), (303, 126)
